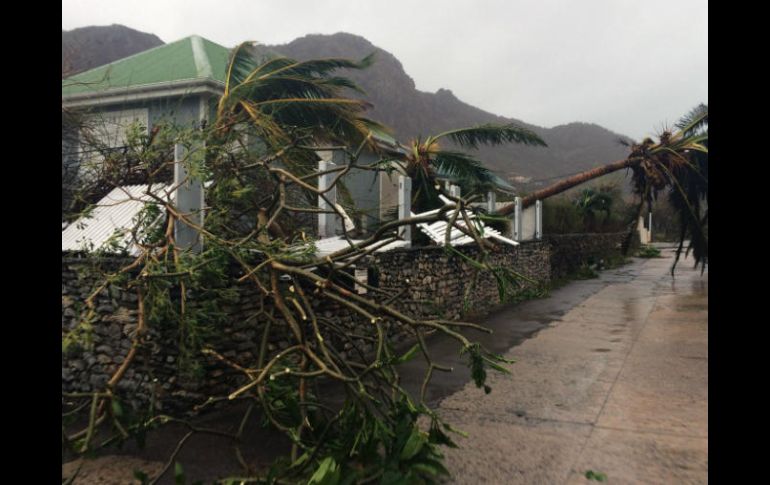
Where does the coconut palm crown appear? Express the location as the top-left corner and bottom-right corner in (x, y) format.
(403, 123), (547, 209)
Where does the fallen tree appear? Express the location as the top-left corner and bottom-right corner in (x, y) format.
(498, 104), (708, 274)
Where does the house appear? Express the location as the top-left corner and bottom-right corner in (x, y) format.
(61, 35), (531, 255)
(62, 35), (227, 138)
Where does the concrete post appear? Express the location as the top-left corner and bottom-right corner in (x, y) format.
(648, 211), (653, 243)
(487, 190), (497, 213)
(535, 200), (543, 239)
(173, 143), (204, 253)
(637, 215), (651, 244)
(317, 159), (338, 238)
(398, 175), (412, 247)
(512, 196), (522, 241)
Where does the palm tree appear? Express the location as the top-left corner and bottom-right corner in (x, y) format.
(573, 187), (614, 232)
(665, 104), (708, 273)
(498, 104), (708, 273)
(212, 42), (383, 154)
(401, 123), (546, 210)
(204, 43), (389, 237)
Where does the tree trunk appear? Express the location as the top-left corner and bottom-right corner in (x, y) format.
(497, 157), (639, 215)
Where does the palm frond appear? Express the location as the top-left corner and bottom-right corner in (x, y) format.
(270, 54), (375, 79)
(224, 42), (260, 90)
(213, 48), (381, 152)
(435, 123), (547, 149)
(675, 103), (708, 136)
(432, 151), (494, 184)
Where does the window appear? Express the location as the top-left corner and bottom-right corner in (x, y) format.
(79, 108), (149, 174)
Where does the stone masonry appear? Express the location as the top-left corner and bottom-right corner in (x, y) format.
(62, 234), (626, 413)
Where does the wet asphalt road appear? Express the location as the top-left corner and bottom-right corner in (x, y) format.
(436, 246), (708, 483)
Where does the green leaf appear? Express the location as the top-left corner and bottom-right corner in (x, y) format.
(395, 344), (420, 364)
(380, 470), (410, 485)
(133, 469), (149, 485)
(111, 398), (124, 418)
(174, 462), (185, 485)
(400, 428), (427, 460)
(428, 422), (458, 448)
(308, 456), (340, 485)
(437, 123), (547, 149)
(411, 463), (439, 476)
(482, 356), (512, 375)
(585, 470), (608, 481)
(231, 186), (254, 198)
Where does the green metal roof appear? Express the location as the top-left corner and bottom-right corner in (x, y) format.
(62, 35), (231, 97)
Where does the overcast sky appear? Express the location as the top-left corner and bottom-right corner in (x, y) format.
(62, 0), (707, 140)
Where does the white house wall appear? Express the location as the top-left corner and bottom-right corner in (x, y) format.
(379, 171), (399, 221)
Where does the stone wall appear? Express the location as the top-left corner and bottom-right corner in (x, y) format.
(62, 235), (620, 413)
(369, 241), (550, 320)
(62, 255), (411, 413)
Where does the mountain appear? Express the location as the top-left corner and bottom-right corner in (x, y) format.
(61, 26), (634, 191)
(62, 25), (164, 76)
(267, 33), (634, 189)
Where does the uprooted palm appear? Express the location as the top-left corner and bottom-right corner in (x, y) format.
(498, 104), (708, 274)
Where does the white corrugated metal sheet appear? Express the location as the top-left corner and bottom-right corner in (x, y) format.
(314, 236), (409, 257)
(61, 184), (171, 255)
(413, 196), (519, 247)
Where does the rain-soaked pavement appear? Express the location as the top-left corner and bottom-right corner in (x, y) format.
(63, 245), (707, 484)
(435, 245), (708, 484)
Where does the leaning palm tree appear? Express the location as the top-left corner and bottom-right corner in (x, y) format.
(204, 42), (388, 237)
(498, 104), (708, 273)
(212, 41), (386, 165)
(402, 123), (547, 211)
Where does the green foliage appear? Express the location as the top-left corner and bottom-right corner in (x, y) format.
(503, 284), (550, 305)
(138, 249), (240, 379)
(133, 469), (149, 484)
(133, 202), (166, 247)
(477, 212), (511, 235)
(174, 461), (186, 485)
(443, 245), (533, 305)
(256, 395), (459, 484)
(404, 123), (546, 211)
(573, 264), (600, 280)
(585, 470), (608, 481)
(543, 185), (631, 235)
(62, 304), (94, 354)
(461, 343), (514, 394)
(637, 245), (662, 258)
(440, 123), (546, 150)
(626, 104), (708, 274)
(307, 457), (340, 485)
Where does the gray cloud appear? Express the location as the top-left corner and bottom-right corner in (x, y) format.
(63, 0), (707, 140)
